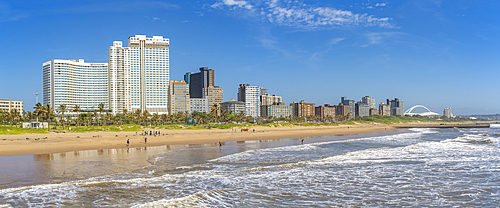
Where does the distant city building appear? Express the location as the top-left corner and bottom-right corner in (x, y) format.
(187, 67), (215, 98)
(0, 99), (23, 115)
(316, 105), (336, 120)
(238, 84), (263, 118)
(379, 102), (390, 115)
(324, 104), (336, 119)
(183, 72), (191, 85)
(341, 97), (356, 119)
(109, 35), (170, 115)
(220, 98), (245, 115)
(203, 86), (223, 108)
(355, 102), (370, 118)
(43, 59), (108, 111)
(190, 98), (209, 114)
(362, 95), (376, 109)
(291, 101), (315, 118)
(315, 106), (324, 119)
(369, 108), (379, 116)
(260, 94), (282, 106)
(443, 108), (453, 118)
(335, 103), (350, 119)
(387, 98), (404, 116)
(262, 104), (292, 118)
(169, 80), (190, 115)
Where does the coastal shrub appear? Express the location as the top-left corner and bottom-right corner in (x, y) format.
(0, 125), (49, 135)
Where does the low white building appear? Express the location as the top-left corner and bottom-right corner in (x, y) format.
(22, 120), (48, 129)
(190, 98), (209, 114)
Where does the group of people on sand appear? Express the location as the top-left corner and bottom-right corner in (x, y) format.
(137, 130), (161, 137)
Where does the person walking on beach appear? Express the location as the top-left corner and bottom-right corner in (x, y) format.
(145, 137), (147, 144)
(127, 139), (130, 146)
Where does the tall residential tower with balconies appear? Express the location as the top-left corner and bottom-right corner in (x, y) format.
(109, 35), (170, 114)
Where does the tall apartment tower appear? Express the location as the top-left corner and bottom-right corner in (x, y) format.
(290, 101), (315, 118)
(443, 108), (453, 118)
(188, 67), (215, 98)
(341, 97), (356, 119)
(169, 80), (190, 114)
(43, 59), (108, 111)
(379, 102), (390, 115)
(203, 86), (223, 108)
(109, 41), (130, 114)
(109, 35), (170, 115)
(362, 96), (376, 109)
(260, 94), (282, 106)
(238, 84), (263, 118)
(387, 98), (404, 116)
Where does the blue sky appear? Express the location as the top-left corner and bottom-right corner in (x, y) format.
(0, 0), (499, 115)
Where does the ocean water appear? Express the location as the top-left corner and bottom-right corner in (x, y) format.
(1, 127), (499, 207)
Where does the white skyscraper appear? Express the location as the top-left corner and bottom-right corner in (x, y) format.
(109, 35), (170, 114)
(238, 84), (263, 118)
(43, 59), (108, 111)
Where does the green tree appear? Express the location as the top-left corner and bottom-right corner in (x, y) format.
(57, 104), (67, 129)
(97, 103), (105, 126)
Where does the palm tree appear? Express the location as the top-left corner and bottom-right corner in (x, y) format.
(9, 109), (19, 127)
(210, 104), (221, 122)
(152, 113), (160, 126)
(97, 103), (105, 126)
(73, 105), (80, 114)
(33, 103), (44, 128)
(134, 109), (142, 124)
(57, 104), (67, 129)
(142, 110), (150, 126)
(123, 109), (129, 124)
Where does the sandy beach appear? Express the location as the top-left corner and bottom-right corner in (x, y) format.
(0, 124), (393, 156)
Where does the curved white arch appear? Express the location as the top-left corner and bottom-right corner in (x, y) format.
(405, 105), (433, 115)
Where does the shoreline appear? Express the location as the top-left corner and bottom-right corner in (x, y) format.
(0, 124), (394, 156)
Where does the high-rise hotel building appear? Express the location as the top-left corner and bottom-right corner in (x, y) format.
(42, 59), (108, 111)
(238, 84), (263, 118)
(109, 35), (170, 114)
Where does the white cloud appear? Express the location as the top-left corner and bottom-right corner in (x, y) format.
(375, 3), (387, 7)
(363, 32), (404, 47)
(211, 0), (393, 29)
(212, 0), (253, 10)
(329, 37), (345, 44)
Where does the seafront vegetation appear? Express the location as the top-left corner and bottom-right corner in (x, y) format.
(0, 103), (486, 135)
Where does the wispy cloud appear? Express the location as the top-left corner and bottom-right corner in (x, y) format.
(211, 0), (394, 29)
(329, 37), (345, 45)
(54, 1), (179, 14)
(362, 32), (405, 47)
(0, 1), (29, 22)
(212, 0), (253, 10)
(0, 1), (179, 22)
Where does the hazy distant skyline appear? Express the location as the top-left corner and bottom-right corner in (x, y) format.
(0, 0), (499, 115)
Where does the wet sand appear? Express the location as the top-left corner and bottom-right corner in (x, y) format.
(0, 124), (393, 156)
